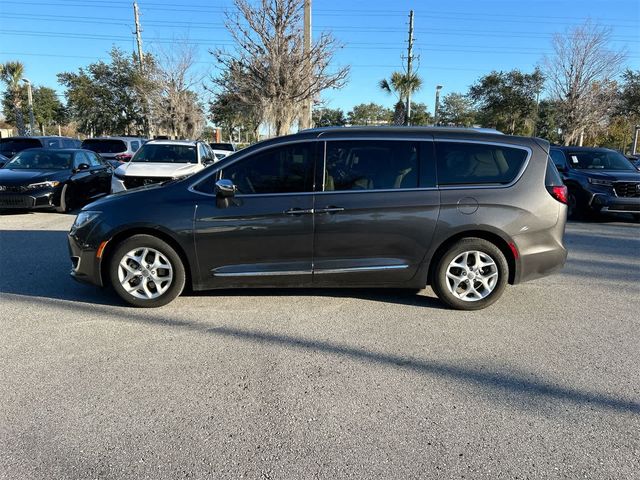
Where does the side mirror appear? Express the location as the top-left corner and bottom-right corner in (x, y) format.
(75, 163), (90, 172)
(215, 178), (237, 197)
(203, 158), (215, 166)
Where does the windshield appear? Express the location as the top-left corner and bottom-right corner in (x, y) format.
(4, 150), (73, 170)
(81, 139), (127, 154)
(567, 151), (636, 171)
(132, 144), (197, 163)
(0, 138), (43, 156)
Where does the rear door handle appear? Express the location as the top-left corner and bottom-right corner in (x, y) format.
(284, 208), (314, 215)
(316, 206), (345, 214)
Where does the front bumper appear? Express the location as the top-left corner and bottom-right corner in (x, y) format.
(589, 193), (640, 214)
(0, 189), (58, 210)
(68, 224), (105, 287)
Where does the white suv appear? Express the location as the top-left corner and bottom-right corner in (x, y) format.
(111, 140), (215, 193)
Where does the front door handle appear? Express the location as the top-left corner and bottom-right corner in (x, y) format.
(284, 208), (314, 215)
(316, 206), (345, 214)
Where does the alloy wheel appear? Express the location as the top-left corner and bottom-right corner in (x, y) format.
(118, 247), (174, 300)
(445, 250), (499, 302)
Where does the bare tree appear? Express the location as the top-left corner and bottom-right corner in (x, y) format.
(543, 21), (626, 145)
(148, 42), (207, 139)
(212, 0), (349, 136)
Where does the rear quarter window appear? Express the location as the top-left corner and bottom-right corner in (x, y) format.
(435, 141), (529, 186)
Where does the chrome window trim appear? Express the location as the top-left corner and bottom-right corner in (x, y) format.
(189, 136), (533, 197)
(433, 139), (532, 190)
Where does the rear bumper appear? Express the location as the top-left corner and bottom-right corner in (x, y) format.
(515, 244), (568, 283)
(589, 193), (640, 213)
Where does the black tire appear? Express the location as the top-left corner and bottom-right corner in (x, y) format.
(109, 234), (186, 308)
(431, 238), (509, 311)
(55, 184), (71, 213)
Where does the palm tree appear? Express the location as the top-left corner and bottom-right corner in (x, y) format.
(0, 61), (26, 135)
(379, 71), (423, 126)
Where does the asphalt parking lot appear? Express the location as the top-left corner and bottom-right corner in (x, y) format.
(1, 212), (639, 479)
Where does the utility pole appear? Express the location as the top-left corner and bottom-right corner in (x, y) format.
(21, 79), (36, 135)
(133, 1), (144, 72)
(300, 0), (312, 130)
(434, 85), (443, 125)
(405, 10), (414, 126)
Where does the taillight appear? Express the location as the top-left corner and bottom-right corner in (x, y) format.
(547, 185), (568, 204)
(115, 154), (132, 162)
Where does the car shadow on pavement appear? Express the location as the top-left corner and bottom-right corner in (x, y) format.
(6, 292), (640, 416)
(0, 229), (445, 309)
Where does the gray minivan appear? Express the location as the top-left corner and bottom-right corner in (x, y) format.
(68, 127), (568, 310)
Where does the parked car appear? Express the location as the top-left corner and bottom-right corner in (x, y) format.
(81, 136), (146, 165)
(0, 136), (81, 159)
(111, 140), (215, 193)
(0, 148), (112, 212)
(550, 146), (640, 220)
(0, 153), (9, 168)
(69, 127), (568, 310)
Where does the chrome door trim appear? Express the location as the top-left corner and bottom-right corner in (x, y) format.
(212, 269), (312, 277)
(313, 264), (409, 275)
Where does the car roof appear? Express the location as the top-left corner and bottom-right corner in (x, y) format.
(18, 148), (90, 153)
(144, 139), (199, 146)
(82, 136), (145, 141)
(0, 136), (76, 140)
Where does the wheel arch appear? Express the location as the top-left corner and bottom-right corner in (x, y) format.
(99, 227), (194, 290)
(425, 229), (517, 286)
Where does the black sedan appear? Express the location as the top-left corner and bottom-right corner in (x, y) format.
(0, 148), (112, 212)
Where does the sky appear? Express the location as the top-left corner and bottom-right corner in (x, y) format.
(0, 0), (639, 116)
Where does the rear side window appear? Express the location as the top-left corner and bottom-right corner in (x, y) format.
(45, 138), (62, 148)
(81, 139), (127, 154)
(0, 138), (42, 155)
(325, 140), (419, 191)
(550, 149), (567, 170)
(436, 142), (529, 186)
(130, 141), (140, 152)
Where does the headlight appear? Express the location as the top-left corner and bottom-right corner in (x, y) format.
(588, 178), (613, 187)
(26, 181), (60, 190)
(72, 211), (101, 229)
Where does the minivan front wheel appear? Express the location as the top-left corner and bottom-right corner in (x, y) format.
(432, 238), (508, 310)
(109, 235), (185, 308)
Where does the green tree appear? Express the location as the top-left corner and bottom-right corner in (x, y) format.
(535, 100), (562, 144)
(209, 90), (261, 143)
(2, 86), (67, 135)
(409, 102), (433, 126)
(379, 71), (423, 125)
(0, 61), (26, 135)
(58, 47), (151, 136)
(347, 103), (392, 126)
(438, 93), (477, 127)
(469, 69), (544, 135)
(312, 107), (346, 127)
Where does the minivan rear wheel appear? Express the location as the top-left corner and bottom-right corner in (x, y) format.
(109, 234), (185, 308)
(432, 238), (508, 310)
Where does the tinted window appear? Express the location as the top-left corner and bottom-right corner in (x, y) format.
(198, 143), (210, 162)
(210, 143), (234, 152)
(5, 150), (72, 170)
(550, 149), (567, 169)
(45, 138), (62, 148)
(130, 141), (140, 152)
(62, 138), (77, 148)
(565, 150), (635, 171)
(0, 138), (42, 155)
(325, 140), (419, 191)
(74, 152), (92, 168)
(436, 142), (528, 185)
(87, 152), (103, 167)
(81, 139), (127, 154)
(221, 143), (314, 194)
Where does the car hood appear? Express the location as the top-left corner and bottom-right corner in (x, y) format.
(117, 162), (202, 178)
(0, 168), (69, 186)
(578, 170), (640, 182)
